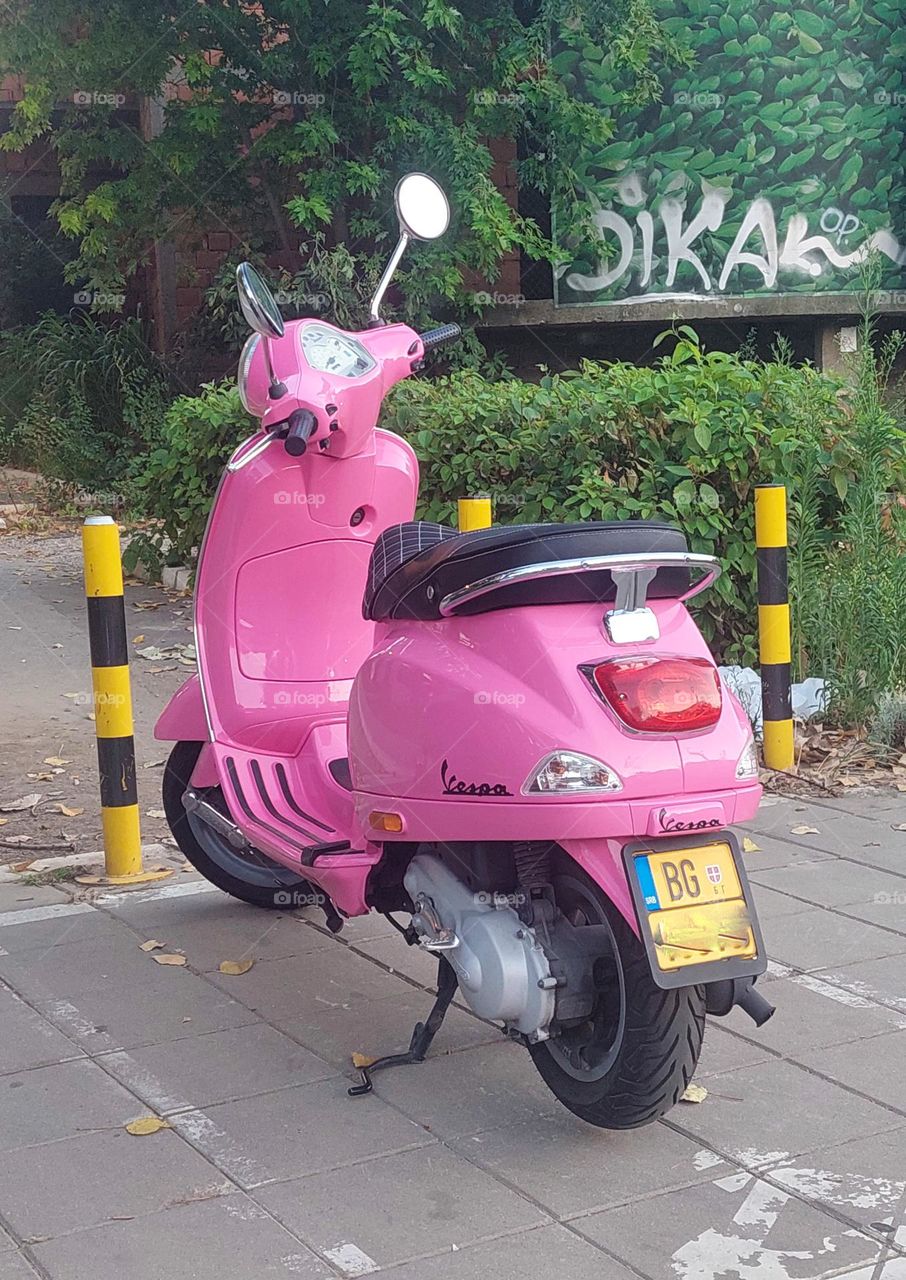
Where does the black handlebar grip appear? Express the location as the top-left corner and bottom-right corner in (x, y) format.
(284, 408), (318, 456)
(419, 323), (462, 350)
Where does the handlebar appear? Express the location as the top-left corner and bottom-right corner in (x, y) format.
(419, 323), (462, 350)
(283, 408), (318, 456)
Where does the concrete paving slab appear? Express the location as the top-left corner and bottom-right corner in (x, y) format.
(794, 1029), (906, 1114)
(668, 1058), (898, 1160)
(814, 952), (906, 1012)
(31, 971), (257, 1052)
(0, 907), (119, 954)
(0, 987), (83, 1074)
(717, 976), (903, 1054)
(205, 947), (403, 1023)
(276, 989), (499, 1071)
(750, 883), (814, 920)
(98, 1024), (337, 1113)
(103, 895), (332, 970)
(377, 1224), (637, 1280)
(30, 1195), (332, 1280)
(763, 907), (906, 971)
(694, 1025), (776, 1078)
(257, 1145), (548, 1271)
(741, 833), (835, 872)
(0, 1058), (144, 1152)
(761, 1127), (906, 1233)
(452, 1112), (716, 1218)
(366, 1039), (556, 1141)
(0, 884), (71, 913)
(0, 1255), (40, 1280)
(170, 1077), (433, 1189)
(751, 858), (906, 910)
(0, 1228), (15, 1253)
(353, 933), (439, 986)
(574, 1167), (885, 1280)
(0, 1128), (230, 1239)
(832, 897), (906, 935)
(0, 929), (174, 1001)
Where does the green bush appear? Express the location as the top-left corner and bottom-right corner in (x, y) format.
(0, 313), (171, 491)
(384, 331), (849, 662)
(126, 382), (252, 575)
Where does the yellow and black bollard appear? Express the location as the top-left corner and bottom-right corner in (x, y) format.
(458, 497), (492, 532)
(754, 485), (795, 772)
(82, 516), (171, 884)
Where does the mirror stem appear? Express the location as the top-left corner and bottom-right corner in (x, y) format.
(262, 337), (287, 399)
(369, 232), (410, 327)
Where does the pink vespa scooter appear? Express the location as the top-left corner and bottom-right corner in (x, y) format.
(157, 173), (774, 1130)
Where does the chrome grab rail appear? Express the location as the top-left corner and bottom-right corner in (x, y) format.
(437, 551), (721, 618)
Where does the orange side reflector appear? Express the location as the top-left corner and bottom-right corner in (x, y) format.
(368, 811), (403, 833)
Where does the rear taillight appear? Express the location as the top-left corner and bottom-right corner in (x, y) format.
(588, 656), (722, 733)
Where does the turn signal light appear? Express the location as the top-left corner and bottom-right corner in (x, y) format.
(589, 656), (722, 733)
(368, 811), (404, 833)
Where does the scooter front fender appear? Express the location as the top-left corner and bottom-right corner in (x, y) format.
(558, 837), (639, 936)
(154, 675), (208, 743)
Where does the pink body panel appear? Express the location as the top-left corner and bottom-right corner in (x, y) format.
(155, 310), (763, 927)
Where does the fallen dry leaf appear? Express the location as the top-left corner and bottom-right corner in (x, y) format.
(145, 808), (166, 820)
(133, 634), (145, 645)
(0, 793), (41, 812)
(790, 824), (820, 835)
(351, 1051), (378, 1069)
(891, 823), (906, 831)
(0, 818), (8, 828)
(218, 958), (254, 976)
(741, 836), (759, 853)
(152, 953), (187, 967)
(10, 860), (31, 872)
(125, 1116), (170, 1136)
(57, 804), (84, 817)
(680, 1082), (708, 1104)
(139, 939), (167, 952)
(43, 757), (71, 767)
(75, 874), (102, 885)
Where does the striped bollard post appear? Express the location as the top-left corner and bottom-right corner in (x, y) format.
(82, 516), (170, 884)
(458, 497), (492, 531)
(754, 485), (795, 772)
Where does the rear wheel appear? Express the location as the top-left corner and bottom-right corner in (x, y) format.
(162, 741), (318, 910)
(528, 857), (705, 1129)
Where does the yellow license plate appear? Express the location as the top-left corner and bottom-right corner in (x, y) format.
(634, 842), (758, 972)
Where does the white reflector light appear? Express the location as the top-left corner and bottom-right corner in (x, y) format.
(524, 751), (623, 795)
(735, 738), (759, 780)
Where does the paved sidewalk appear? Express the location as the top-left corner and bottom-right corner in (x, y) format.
(1, 791), (905, 1279)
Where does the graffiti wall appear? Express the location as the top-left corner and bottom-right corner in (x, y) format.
(554, 0), (906, 306)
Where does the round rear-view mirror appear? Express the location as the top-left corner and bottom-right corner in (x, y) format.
(236, 262), (285, 339)
(394, 173), (450, 241)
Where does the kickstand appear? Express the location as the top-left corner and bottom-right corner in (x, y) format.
(348, 957), (458, 1097)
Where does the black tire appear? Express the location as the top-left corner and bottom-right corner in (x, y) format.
(528, 856), (706, 1130)
(162, 741), (319, 911)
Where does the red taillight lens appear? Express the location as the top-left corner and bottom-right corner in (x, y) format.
(590, 656), (722, 733)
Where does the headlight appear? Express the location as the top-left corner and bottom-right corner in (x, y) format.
(523, 751), (623, 795)
(237, 332), (261, 413)
(735, 738), (759, 780)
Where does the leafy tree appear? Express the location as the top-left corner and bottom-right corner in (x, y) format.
(0, 0), (688, 326)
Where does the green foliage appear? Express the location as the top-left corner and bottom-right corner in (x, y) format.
(556, 0), (906, 300)
(791, 266), (906, 728)
(384, 331), (848, 661)
(126, 382), (252, 573)
(0, 313), (171, 490)
(0, 0), (688, 323)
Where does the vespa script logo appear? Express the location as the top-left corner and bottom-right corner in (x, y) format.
(658, 808), (722, 834)
(440, 758), (512, 798)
